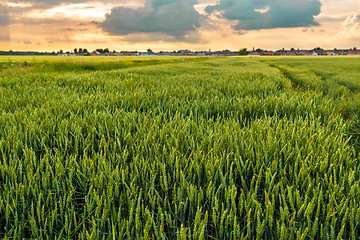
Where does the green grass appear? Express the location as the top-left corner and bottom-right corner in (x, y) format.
(0, 56), (359, 239)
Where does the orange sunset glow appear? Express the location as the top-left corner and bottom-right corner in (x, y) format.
(0, 0), (359, 52)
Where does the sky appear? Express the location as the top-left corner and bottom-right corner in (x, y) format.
(0, 0), (359, 51)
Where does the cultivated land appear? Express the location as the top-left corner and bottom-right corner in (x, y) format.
(0, 56), (359, 239)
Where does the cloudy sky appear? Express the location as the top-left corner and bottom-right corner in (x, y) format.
(0, 0), (359, 51)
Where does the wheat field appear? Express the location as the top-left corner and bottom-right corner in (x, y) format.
(0, 56), (359, 239)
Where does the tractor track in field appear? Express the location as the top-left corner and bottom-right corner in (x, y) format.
(260, 59), (360, 158)
(259, 60), (311, 91)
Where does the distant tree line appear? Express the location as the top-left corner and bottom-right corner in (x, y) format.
(0, 46), (358, 56)
(0, 50), (56, 56)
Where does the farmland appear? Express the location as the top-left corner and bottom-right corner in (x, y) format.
(0, 56), (359, 239)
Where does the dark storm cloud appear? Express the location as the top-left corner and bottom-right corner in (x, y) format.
(101, 0), (201, 40)
(206, 0), (322, 30)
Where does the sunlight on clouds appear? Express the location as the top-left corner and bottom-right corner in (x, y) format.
(71, 32), (111, 44)
(320, 0), (360, 18)
(195, 0), (217, 14)
(3, 1), (33, 8)
(336, 14), (360, 39)
(255, 6), (270, 14)
(26, 3), (110, 20)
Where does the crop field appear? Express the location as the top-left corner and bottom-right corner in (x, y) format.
(0, 56), (359, 239)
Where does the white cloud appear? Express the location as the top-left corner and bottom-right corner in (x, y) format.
(337, 14), (360, 39)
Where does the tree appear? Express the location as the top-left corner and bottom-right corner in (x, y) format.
(147, 49), (153, 54)
(74, 48), (78, 54)
(238, 48), (248, 55)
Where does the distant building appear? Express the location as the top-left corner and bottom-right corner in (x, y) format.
(326, 51), (336, 56)
(248, 51), (261, 56)
(91, 51), (101, 56)
(263, 51), (274, 56)
(348, 50), (360, 55)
